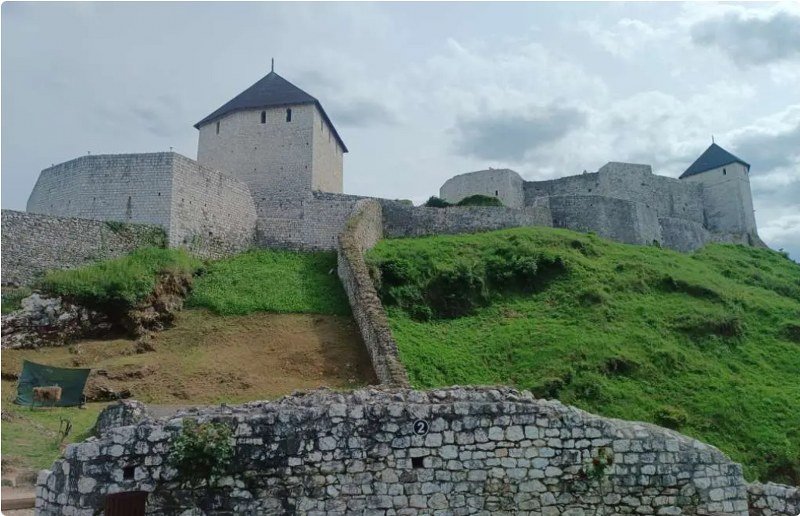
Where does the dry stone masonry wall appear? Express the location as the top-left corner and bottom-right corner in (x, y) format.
(1, 210), (166, 286)
(381, 201), (552, 239)
(37, 387), (753, 515)
(747, 482), (800, 516)
(337, 199), (410, 387)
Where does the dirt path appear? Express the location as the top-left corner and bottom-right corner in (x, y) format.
(1, 487), (35, 514)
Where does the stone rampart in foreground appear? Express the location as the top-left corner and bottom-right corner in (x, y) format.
(37, 387), (751, 515)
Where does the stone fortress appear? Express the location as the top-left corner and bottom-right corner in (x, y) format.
(15, 68), (764, 270)
(6, 69), (797, 515)
(440, 151), (763, 252)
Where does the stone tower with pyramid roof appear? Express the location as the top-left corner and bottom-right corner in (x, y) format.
(195, 70), (347, 220)
(679, 143), (758, 241)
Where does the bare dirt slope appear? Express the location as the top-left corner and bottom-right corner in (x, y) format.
(2, 308), (376, 405)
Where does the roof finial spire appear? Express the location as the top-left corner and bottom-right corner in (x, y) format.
(271, 58), (274, 73)
(712, 134), (715, 144)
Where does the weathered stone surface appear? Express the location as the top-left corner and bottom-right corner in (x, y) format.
(123, 271), (192, 336)
(337, 199), (410, 387)
(2, 269), (191, 349)
(0, 293), (110, 349)
(36, 387), (754, 515)
(94, 400), (150, 437)
(748, 482), (800, 516)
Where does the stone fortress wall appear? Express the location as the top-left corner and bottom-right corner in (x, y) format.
(36, 387), (753, 515)
(24, 152), (257, 259)
(0, 210), (166, 286)
(27, 153), (175, 230)
(441, 168), (525, 209)
(441, 162), (763, 253)
(336, 199), (410, 387)
(168, 153), (257, 256)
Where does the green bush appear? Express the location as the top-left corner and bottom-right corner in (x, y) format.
(39, 248), (200, 312)
(675, 311), (746, 340)
(784, 323), (800, 343)
(168, 420), (233, 487)
(456, 194), (504, 207)
(424, 196), (451, 208)
(655, 405), (690, 429)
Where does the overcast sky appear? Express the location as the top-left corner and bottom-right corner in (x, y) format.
(2, 2), (799, 259)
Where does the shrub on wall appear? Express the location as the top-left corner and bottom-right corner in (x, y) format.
(456, 194), (504, 207)
(424, 196), (452, 208)
(168, 419), (233, 488)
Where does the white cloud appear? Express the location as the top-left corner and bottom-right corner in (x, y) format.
(577, 18), (671, 59)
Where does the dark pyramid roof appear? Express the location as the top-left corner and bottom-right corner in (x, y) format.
(195, 71), (347, 152)
(680, 143), (749, 179)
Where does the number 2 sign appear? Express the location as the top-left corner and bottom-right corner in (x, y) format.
(413, 419), (429, 436)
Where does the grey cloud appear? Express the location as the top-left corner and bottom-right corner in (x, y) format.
(87, 95), (187, 139)
(330, 99), (398, 128)
(690, 11), (800, 66)
(734, 123), (800, 173)
(455, 106), (586, 162)
(293, 70), (337, 91)
(131, 106), (175, 138)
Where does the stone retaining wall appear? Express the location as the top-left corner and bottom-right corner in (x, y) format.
(36, 387), (751, 515)
(748, 482), (800, 515)
(381, 202), (552, 239)
(1, 210), (166, 286)
(336, 199), (410, 387)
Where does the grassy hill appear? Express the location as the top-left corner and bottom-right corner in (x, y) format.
(2, 248), (362, 476)
(366, 227), (800, 484)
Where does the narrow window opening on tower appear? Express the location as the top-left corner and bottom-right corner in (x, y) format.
(286, 108), (292, 122)
(216, 121), (220, 134)
(495, 190), (499, 196)
(723, 168), (726, 175)
(261, 111), (266, 124)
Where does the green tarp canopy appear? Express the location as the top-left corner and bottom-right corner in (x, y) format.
(14, 360), (91, 407)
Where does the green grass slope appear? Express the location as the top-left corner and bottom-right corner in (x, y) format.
(40, 247), (201, 310)
(188, 250), (350, 316)
(366, 227), (800, 484)
(33, 247), (349, 317)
